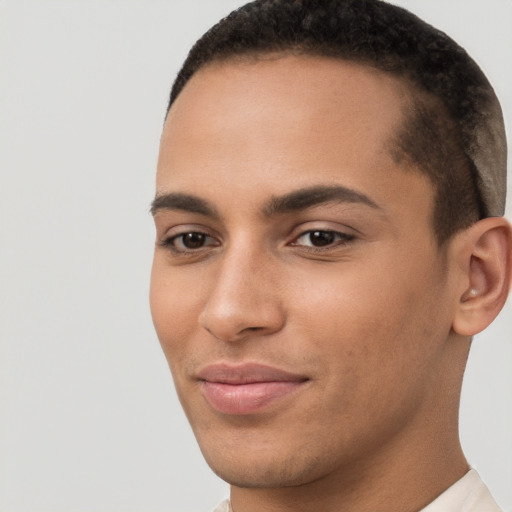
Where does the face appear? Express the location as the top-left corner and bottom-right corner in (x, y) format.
(150, 56), (461, 489)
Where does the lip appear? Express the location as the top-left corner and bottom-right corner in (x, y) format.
(197, 363), (309, 415)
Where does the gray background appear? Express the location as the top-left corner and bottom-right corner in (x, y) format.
(0, 1), (510, 511)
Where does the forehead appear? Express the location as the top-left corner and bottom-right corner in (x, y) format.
(157, 55), (429, 218)
(162, 55), (411, 158)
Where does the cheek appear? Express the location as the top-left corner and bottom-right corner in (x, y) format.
(149, 260), (203, 365)
(287, 273), (445, 455)
(291, 254), (448, 386)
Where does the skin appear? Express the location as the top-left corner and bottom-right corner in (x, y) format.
(150, 56), (510, 512)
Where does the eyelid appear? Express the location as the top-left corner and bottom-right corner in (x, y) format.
(288, 220), (357, 238)
(157, 222), (218, 240)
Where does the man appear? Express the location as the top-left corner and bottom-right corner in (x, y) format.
(149, 1), (511, 510)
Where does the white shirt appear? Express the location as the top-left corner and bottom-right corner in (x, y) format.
(212, 469), (503, 512)
(421, 469), (503, 512)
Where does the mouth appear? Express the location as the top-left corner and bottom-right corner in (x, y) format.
(196, 363), (309, 415)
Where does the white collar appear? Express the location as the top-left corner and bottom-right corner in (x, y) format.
(420, 469), (502, 512)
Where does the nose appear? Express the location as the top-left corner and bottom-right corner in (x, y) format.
(198, 246), (285, 343)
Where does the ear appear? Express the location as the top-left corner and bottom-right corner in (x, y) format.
(452, 217), (512, 337)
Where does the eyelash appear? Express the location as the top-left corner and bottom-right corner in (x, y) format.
(159, 231), (219, 254)
(290, 229), (356, 251)
(159, 228), (355, 255)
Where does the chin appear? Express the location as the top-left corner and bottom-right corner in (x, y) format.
(208, 459), (323, 489)
(199, 436), (333, 489)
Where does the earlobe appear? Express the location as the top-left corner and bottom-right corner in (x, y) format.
(452, 217), (512, 337)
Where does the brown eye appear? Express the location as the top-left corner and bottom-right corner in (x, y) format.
(181, 232), (207, 249)
(291, 229), (355, 249)
(161, 231), (218, 253)
(308, 231), (336, 247)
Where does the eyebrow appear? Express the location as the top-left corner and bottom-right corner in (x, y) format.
(262, 185), (380, 216)
(150, 184), (380, 218)
(150, 192), (218, 217)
